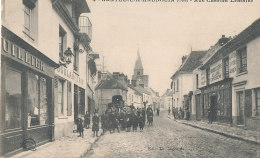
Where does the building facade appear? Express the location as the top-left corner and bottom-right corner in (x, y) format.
(199, 19), (260, 130)
(171, 51), (207, 119)
(1, 0), (93, 155)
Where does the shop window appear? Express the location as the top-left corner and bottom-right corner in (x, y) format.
(28, 72), (48, 127)
(237, 47), (247, 73)
(59, 26), (67, 62)
(223, 58), (229, 78)
(256, 88), (260, 116)
(5, 67), (22, 129)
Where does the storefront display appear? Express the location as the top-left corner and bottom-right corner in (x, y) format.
(1, 28), (57, 156)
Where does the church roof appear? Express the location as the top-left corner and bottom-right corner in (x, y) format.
(134, 50), (143, 70)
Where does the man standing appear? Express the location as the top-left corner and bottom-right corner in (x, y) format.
(168, 107), (171, 115)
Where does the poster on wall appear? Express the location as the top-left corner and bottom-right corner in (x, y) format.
(210, 60), (223, 84)
(229, 51), (237, 77)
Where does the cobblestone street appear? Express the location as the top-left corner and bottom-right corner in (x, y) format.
(86, 111), (260, 158)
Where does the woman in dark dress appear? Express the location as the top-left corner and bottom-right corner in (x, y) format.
(92, 112), (100, 137)
(132, 113), (138, 132)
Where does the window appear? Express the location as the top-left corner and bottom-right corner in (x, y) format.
(176, 79), (179, 92)
(5, 66), (22, 129)
(206, 68), (210, 85)
(223, 58), (229, 78)
(59, 26), (66, 61)
(24, 6), (31, 35)
(174, 82), (175, 92)
(58, 80), (64, 116)
(256, 88), (260, 116)
(196, 74), (199, 89)
(237, 47), (247, 73)
(28, 72), (48, 126)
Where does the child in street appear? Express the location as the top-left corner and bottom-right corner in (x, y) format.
(77, 118), (84, 137)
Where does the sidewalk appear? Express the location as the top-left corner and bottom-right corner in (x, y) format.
(167, 115), (260, 146)
(11, 129), (100, 158)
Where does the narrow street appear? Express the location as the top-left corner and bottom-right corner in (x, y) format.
(86, 111), (260, 158)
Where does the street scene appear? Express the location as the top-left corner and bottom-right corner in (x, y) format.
(1, 0), (260, 158)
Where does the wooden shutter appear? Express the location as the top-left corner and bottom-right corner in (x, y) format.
(67, 82), (72, 116)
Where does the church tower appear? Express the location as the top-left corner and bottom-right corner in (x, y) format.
(134, 49), (144, 75)
(132, 49), (149, 87)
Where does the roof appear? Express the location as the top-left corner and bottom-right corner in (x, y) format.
(201, 18), (260, 69)
(171, 51), (207, 79)
(162, 89), (173, 97)
(128, 84), (143, 96)
(95, 78), (128, 91)
(134, 85), (151, 95)
(134, 50), (143, 70)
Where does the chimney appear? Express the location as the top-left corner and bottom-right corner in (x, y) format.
(218, 35), (230, 46)
(182, 55), (187, 64)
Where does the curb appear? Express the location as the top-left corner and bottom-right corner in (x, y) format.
(79, 133), (103, 158)
(167, 116), (260, 146)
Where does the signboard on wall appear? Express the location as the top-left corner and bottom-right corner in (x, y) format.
(200, 70), (207, 88)
(229, 51), (237, 77)
(210, 60), (223, 84)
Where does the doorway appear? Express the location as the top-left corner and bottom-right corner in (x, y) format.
(210, 95), (217, 122)
(74, 85), (78, 123)
(237, 92), (245, 125)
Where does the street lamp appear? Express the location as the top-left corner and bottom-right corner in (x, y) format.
(64, 47), (73, 64)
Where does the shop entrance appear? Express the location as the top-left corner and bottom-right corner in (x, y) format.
(196, 94), (201, 120)
(237, 92), (245, 125)
(210, 95), (217, 122)
(74, 85), (78, 122)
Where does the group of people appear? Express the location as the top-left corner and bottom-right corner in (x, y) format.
(75, 111), (100, 138)
(75, 105), (155, 138)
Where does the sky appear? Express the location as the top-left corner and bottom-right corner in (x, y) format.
(85, 0), (260, 95)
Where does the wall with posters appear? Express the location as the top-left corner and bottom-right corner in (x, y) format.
(210, 60), (223, 84)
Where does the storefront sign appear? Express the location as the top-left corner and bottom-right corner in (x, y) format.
(201, 81), (231, 94)
(229, 51), (237, 77)
(1, 38), (44, 71)
(200, 70), (207, 87)
(210, 60), (223, 84)
(56, 66), (84, 86)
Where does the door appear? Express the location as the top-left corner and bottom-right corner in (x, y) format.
(210, 96), (217, 121)
(74, 85), (78, 123)
(196, 94), (201, 120)
(238, 92), (245, 125)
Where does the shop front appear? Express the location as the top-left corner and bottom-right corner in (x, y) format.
(200, 79), (233, 124)
(54, 66), (86, 139)
(1, 27), (57, 156)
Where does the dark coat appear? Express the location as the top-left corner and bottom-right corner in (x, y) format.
(92, 115), (99, 131)
(77, 118), (84, 132)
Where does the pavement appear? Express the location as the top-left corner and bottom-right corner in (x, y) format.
(10, 128), (101, 158)
(87, 112), (260, 158)
(167, 114), (260, 146)
(8, 112), (260, 158)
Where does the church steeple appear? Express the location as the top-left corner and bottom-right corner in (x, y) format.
(134, 49), (143, 75)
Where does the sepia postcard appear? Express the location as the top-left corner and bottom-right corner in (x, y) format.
(1, 0), (260, 157)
